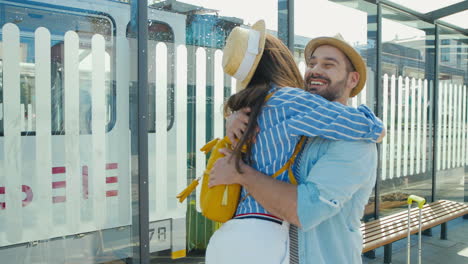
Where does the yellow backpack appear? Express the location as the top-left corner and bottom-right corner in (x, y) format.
(176, 135), (306, 223)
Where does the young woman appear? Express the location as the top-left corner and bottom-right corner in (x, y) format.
(205, 20), (383, 264)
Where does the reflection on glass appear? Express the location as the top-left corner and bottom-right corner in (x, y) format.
(0, 5), (114, 136)
(379, 6), (434, 215)
(145, 0), (278, 262)
(435, 26), (467, 203)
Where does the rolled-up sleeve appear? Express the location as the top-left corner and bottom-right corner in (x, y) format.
(297, 141), (377, 231)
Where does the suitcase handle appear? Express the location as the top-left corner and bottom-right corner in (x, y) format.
(407, 195), (426, 209)
(407, 195), (425, 264)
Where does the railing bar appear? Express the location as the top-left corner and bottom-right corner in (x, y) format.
(155, 42), (168, 217)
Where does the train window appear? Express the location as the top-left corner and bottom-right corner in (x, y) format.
(441, 47), (451, 62)
(149, 21), (175, 43)
(126, 20), (175, 133)
(403, 66), (425, 79)
(0, 3), (115, 136)
(382, 62), (398, 76)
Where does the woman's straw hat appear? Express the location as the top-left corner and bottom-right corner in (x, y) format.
(222, 20), (266, 92)
(304, 36), (366, 97)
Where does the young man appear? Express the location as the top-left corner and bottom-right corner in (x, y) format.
(209, 37), (382, 264)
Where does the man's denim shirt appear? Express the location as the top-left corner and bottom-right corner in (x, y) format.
(296, 137), (377, 264)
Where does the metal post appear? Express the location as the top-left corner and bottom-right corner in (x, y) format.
(363, 4), (380, 249)
(374, 2), (383, 220)
(363, 250), (376, 259)
(407, 203), (412, 264)
(431, 24), (440, 203)
(418, 209), (423, 264)
(384, 244), (392, 264)
(441, 222), (448, 240)
(278, 0), (294, 52)
(422, 229), (433, 237)
(131, 0), (149, 263)
(137, 0), (149, 259)
(287, 0), (294, 51)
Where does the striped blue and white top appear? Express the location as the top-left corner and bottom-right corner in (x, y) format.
(234, 85), (383, 217)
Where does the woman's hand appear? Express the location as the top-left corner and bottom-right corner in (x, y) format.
(209, 148), (245, 187)
(376, 127), (386, 143)
(226, 108), (251, 147)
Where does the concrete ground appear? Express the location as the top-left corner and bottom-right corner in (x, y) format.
(145, 217), (468, 264)
(103, 216), (467, 263)
(150, 250), (205, 264)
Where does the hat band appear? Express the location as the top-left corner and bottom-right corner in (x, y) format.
(233, 29), (261, 82)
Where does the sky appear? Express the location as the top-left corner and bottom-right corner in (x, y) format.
(172, 0), (465, 46)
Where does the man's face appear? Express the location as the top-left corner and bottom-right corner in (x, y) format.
(304, 45), (352, 102)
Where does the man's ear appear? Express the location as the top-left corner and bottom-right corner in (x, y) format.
(347, 71), (360, 90)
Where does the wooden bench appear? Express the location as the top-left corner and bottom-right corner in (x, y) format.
(361, 200), (468, 263)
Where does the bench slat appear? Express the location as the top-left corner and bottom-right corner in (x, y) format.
(363, 201), (468, 239)
(363, 208), (467, 252)
(363, 203), (467, 241)
(361, 200), (447, 229)
(361, 200), (455, 231)
(361, 201), (468, 253)
(362, 201), (467, 235)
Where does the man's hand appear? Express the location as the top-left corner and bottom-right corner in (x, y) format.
(226, 108), (251, 147)
(208, 148), (244, 187)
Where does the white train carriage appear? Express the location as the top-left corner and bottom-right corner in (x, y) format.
(0, 0), (192, 261)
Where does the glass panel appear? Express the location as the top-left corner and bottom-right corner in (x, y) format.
(0, 0), (138, 263)
(379, 5), (435, 215)
(435, 26), (468, 203)
(294, 0), (378, 219)
(145, 0), (278, 262)
(385, 0), (464, 13)
(440, 10), (468, 29)
(0, 4), (114, 136)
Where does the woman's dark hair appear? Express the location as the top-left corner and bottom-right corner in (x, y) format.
(224, 34), (304, 173)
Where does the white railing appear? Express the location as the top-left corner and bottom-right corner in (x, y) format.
(380, 74), (467, 180)
(154, 42), (168, 217)
(436, 81), (467, 170)
(195, 47), (207, 212)
(0, 23), (112, 245)
(2, 22), (22, 243)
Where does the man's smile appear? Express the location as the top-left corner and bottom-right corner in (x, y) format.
(306, 77), (330, 89)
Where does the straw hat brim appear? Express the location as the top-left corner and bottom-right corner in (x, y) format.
(233, 20), (267, 92)
(304, 37), (366, 97)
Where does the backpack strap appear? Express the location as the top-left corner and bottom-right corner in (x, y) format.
(263, 90), (306, 184)
(264, 91), (274, 101)
(239, 136), (307, 203)
(271, 136), (306, 185)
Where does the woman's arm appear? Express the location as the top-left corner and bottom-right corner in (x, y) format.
(209, 148), (301, 226)
(226, 97), (386, 144)
(271, 87), (384, 143)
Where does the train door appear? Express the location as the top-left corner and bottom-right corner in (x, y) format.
(0, 0), (136, 263)
(127, 8), (188, 258)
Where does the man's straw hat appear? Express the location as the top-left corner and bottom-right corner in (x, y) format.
(222, 20), (266, 92)
(304, 36), (366, 97)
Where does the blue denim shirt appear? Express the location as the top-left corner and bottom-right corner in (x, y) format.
(296, 137), (377, 264)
